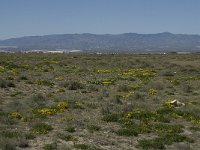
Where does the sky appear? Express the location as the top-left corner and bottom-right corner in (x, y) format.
(0, 0), (200, 40)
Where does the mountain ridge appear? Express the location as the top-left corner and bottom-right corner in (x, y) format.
(0, 32), (200, 52)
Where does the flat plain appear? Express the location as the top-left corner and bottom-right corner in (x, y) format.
(1, 53), (200, 150)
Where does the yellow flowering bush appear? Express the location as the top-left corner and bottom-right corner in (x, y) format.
(148, 88), (157, 95)
(57, 101), (69, 109)
(7, 68), (18, 75)
(162, 100), (174, 108)
(37, 108), (57, 116)
(129, 84), (144, 90)
(96, 69), (119, 73)
(55, 76), (65, 81)
(10, 112), (22, 119)
(126, 112), (134, 119)
(101, 81), (113, 84)
(121, 68), (156, 78)
(0, 67), (7, 73)
(95, 68), (156, 79)
(123, 91), (135, 99)
(89, 79), (115, 85)
(45, 60), (59, 64)
(34, 102), (69, 117)
(191, 120), (200, 124)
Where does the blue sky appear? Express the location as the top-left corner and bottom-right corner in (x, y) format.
(0, 0), (200, 39)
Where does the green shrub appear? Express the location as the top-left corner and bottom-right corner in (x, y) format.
(86, 103), (98, 109)
(64, 81), (84, 90)
(182, 84), (192, 93)
(116, 128), (138, 136)
(87, 85), (99, 92)
(0, 111), (16, 125)
(1, 130), (20, 138)
(69, 101), (84, 109)
(19, 75), (28, 80)
(30, 94), (48, 107)
(137, 137), (165, 149)
(190, 126), (200, 131)
(36, 79), (54, 86)
(87, 124), (101, 133)
(112, 95), (123, 105)
(0, 139), (16, 150)
(57, 133), (74, 141)
(118, 84), (131, 92)
(160, 70), (175, 76)
(100, 106), (111, 115)
(137, 134), (194, 150)
(24, 133), (35, 139)
(66, 126), (76, 133)
(18, 139), (29, 148)
(152, 123), (183, 133)
(43, 142), (57, 150)
(0, 79), (15, 88)
(74, 144), (90, 150)
(102, 113), (122, 122)
(169, 79), (180, 85)
(31, 123), (53, 134)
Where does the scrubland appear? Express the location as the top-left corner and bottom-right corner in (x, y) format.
(0, 53), (200, 150)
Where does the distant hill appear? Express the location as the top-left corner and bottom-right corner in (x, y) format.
(0, 32), (200, 52)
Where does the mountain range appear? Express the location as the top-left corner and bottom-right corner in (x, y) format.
(1, 32), (200, 52)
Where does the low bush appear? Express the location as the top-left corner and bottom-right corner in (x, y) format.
(36, 79), (54, 86)
(0, 79), (15, 88)
(0, 111), (16, 125)
(66, 126), (76, 133)
(43, 142), (57, 150)
(87, 124), (101, 133)
(74, 144), (90, 150)
(1, 130), (20, 138)
(0, 138), (16, 150)
(190, 126), (200, 131)
(116, 128), (138, 136)
(57, 133), (75, 141)
(102, 113), (122, 122)
(31, 123), (53, 134)
(64, 81), (85, 90)
(18, 138), (29, 148)
(19, 75), (28, 80)
(137, 134), (194, 150)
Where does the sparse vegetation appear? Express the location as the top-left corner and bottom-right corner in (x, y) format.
(1, 53), (200, 149)
(137, 134), (194, 149)
(31, 123), (53, 134)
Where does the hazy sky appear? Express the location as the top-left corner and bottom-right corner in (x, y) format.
(0, 0), (200, 39)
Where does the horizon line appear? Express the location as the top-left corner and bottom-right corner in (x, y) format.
(1, 32), (200, 41)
